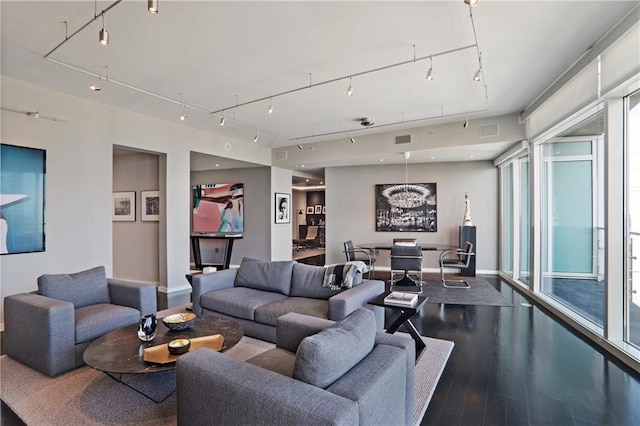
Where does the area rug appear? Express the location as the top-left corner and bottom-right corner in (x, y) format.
(1, 335), (453, 425)
(394, 275), (514, 307)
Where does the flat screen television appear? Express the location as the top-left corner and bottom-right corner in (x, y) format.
(192, 183), (244, 235)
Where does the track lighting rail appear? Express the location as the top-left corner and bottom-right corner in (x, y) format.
(44, 0), (123, 59)
(210, 44), (477, 116)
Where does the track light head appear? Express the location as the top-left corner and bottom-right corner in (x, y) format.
(297, 144), (303, 150)
(99, 28), (109, 45)
(219, 117), (225, 126)
(426, 67), (434, 81)
(180, 112), (187, 121)
(267, 104), (274, 115)
(350, 137), (355, 144)
(89, 83), (101, 91)
(347, 85), (353, 96)
(473, 68), (482, 81)
(254, 134), (259, 143)
(463, 120), (469, 128)
(464, 0), (479, 6)
(148, 0), (159, 14)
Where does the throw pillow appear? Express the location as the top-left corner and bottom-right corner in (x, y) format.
(38, 266), (111, 308)
(322, 263), (358, 290)
(293, 308), (376, 388)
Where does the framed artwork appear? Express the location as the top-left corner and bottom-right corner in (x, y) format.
(192, 183), (244, 234)
(275, 193), (291, 224)
(0, 144), (46, 255)
(113, 191), (136, 222)
(314, 204), (322, 214)
(375, 183), (437, 232)
(141, 190), (160, 222)
(306, 206), (314, 214)
(322, 206), (326, 214)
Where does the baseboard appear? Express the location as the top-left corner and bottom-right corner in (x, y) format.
(157, 284), (192, 294)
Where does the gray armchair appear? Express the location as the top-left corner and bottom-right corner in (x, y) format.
(176, 308), (415, 426)
(4, 266), (157, 377)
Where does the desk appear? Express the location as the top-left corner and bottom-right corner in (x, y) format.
(358, 243), (457, 288)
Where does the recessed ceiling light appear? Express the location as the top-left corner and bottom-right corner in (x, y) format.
(430, 156), (435, 160)
(215, 163), (219, 167)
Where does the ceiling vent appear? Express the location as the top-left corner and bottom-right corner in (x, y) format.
(395, 135), (412, 145)
(480, 123), (500, 138)
(274, 150), (288, 161)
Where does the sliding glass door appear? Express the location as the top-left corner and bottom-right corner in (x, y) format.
(626, 90), (640, 348)
(500, 163), (514, 276)
(540, 132), (604, 327)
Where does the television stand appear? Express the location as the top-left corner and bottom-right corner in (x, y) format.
(190, 234), (242, 271)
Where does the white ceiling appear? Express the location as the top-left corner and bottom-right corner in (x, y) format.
(2, 1), (636, 169)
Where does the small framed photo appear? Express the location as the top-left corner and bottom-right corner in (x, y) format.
(113, 192), (135, 222)
(314, 204), (322, 214)
(141, 190), (160, 222)
(275, 193), (291, 224)
(306, 206), (314, 214)
(322, 205), (326, 214)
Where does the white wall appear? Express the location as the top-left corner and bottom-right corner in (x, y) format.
(325, 161), (498, 272)
(0, 76), (272, 325)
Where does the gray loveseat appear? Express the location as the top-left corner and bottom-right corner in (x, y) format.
(191, 257), (386, 343)
(176, 308), (415, 426)
(4, 266), (157, 376)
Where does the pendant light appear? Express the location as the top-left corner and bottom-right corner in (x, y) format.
(347, 76), (354, 96)
(99, 14), (109, 46)
(426, 56), (434, 80)
(147, 0), (159, 14)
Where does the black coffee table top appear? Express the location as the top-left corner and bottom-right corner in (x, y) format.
(368, 291), (429, 312)
(83, 315), (243, 374)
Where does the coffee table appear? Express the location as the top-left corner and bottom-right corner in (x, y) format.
(368, 292), (429, 360)
(83, 314), (243, 401)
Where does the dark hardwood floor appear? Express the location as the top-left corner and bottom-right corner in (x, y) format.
(412, 276), (640, 426)
(2, 276), (639, 425)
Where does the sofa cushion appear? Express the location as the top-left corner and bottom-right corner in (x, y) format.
(290, 263), (340, 299)
(200, 287), (288, 321)
(255, 297), (329, 326)
(293, 308), (376, 388)
(74, 303), (140, 344)
(38, 266), (111, 309)
(246, 348), (296, 377)
(235, 258), (295, 296)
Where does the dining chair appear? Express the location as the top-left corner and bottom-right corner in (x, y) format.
(439, 241), (474, 288)
(343, 240), (376, 279)
(390, 245), (423, 290)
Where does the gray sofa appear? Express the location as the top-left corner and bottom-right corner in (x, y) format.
(191, 257), (385, 342)
(4, 266), (157, 377)
(176, 308), (415, 426)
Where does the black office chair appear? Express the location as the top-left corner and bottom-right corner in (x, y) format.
(439, 241), (474, 288)
(343, 240), (376, 279)
(390, 245), (423, 290)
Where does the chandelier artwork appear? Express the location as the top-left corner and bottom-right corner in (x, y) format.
(375, 153), (437, 232)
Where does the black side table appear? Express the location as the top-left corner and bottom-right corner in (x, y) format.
(368, 292), (429, 358)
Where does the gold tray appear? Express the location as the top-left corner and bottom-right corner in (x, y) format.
(143, 334), (225, 364)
